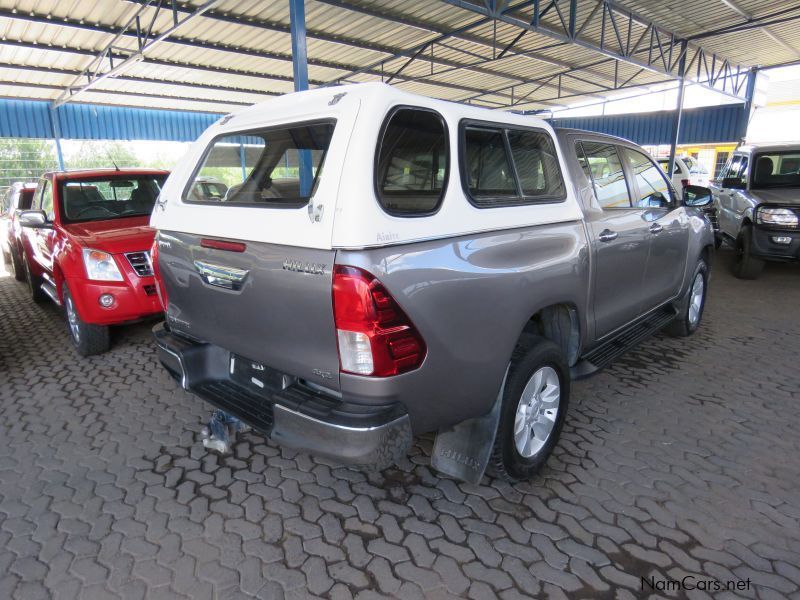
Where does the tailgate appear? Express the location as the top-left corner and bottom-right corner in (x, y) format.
(158, 231), (340, 389)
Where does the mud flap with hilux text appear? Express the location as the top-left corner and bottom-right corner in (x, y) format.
(431, 371), (507, 484)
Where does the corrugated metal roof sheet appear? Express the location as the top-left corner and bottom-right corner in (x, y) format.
(0, 0), (794, 114)
(551, 103), (746, 145)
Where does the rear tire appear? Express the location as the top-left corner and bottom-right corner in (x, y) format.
(732, 227), (764, 280)
(63, 285), (111, 356)
(665, 258), (707, 337)
(24, 258), (48, 303)
(489, 336), (569, 481)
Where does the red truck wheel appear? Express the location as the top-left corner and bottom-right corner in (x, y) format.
(63, 285), (111, 356)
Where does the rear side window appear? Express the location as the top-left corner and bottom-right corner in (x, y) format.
(186, 121), (335, 207)
(462, 123), (565, 208)
(577, 142), (631, 209)
(375, 108), (448, 216)
(464, 128), (517, 199)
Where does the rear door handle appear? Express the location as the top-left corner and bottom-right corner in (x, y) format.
(598, 229), (618, 242)
(649, 223), (663, 234)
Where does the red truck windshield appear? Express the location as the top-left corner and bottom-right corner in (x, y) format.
(59, 174), (167, 223)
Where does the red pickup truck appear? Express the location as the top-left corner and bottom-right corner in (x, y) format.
(18, 168), (169, 355)
(1, 182), (37, 280)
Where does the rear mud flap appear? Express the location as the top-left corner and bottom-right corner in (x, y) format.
(431, 371), (507, 484)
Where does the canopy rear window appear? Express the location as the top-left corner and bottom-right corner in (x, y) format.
(185, 120), (335, 207)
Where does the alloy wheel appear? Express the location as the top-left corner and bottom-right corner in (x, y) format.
(513, 366), (561, 458)
(688, 272), (704, 327)
(65, 295), (81, 343)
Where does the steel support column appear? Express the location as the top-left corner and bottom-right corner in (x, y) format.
(239, 142), (247, 183)
(290, 0), (312, 195)
(738, 67), (759, 141)
(668, 41), (688, 179)
(49, 104), (65, 171)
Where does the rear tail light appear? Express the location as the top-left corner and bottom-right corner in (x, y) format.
(681, 179), (690, 188)
(332, 265), (426, 377)
(150, 238), (168, 311)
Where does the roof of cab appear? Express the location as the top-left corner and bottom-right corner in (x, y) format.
(554, 127), (636, 147)
(737, 142), (800, 154)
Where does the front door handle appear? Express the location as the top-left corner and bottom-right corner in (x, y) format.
(598, 229), (618, 242)
(649, 223), (663, 234)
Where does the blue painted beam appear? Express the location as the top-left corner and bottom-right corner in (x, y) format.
(290, 0), (312, 196)
(0, 99), (221, 142)
(49, 104), (65, 170)
(667, 41), (688, 177)
(738, 68), (758, 141)
(550, 104), (745, 146)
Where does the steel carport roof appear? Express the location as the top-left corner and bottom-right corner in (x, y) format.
(0, 0), (796, 114)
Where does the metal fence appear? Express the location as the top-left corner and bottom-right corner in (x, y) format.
(0, 139), (59, 198)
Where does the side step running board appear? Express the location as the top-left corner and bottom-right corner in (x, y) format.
(571, 306), (678, 379)
(41, 280), (61, 306)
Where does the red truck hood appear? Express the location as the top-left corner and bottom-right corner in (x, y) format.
(64, 217), (155, 254)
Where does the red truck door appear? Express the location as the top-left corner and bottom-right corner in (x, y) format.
(29, 178), (57, 275)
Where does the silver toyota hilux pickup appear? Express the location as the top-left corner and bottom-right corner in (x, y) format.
(150, 83), (715, 483)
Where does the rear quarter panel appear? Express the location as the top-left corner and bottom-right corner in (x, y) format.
(337, 221), (590, 434)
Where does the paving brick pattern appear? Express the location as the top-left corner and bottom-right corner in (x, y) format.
(1, 250), (798, 599)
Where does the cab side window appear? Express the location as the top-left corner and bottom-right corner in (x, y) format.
(624, 148), (673, 208)
(39, 180), (54, 221)
(721, 155), (745, 186)
(734, 156), (749, 187)
(577, 142), (631, 209)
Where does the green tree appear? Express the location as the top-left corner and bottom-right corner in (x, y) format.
(0, 138), (59, 190)
(62, 140), (139, 169)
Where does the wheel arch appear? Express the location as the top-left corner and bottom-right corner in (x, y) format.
(516, 303), (581, 367)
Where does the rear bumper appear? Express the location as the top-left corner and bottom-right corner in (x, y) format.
(751, 226), (800, 261)
(153, 322), (412, 466)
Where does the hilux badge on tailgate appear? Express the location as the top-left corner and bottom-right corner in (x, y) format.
(282, 259), (326, 275)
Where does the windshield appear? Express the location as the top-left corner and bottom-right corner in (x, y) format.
(751, 151), (800, 189)
(59, 174), (167, 223)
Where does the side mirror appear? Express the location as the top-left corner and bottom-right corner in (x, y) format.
(721, 177), (745, 190)
(683, 185), (713, 207)
(18, 210), (50, 228)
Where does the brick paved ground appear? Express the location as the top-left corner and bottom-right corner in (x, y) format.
(1, 249), (798, 599)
